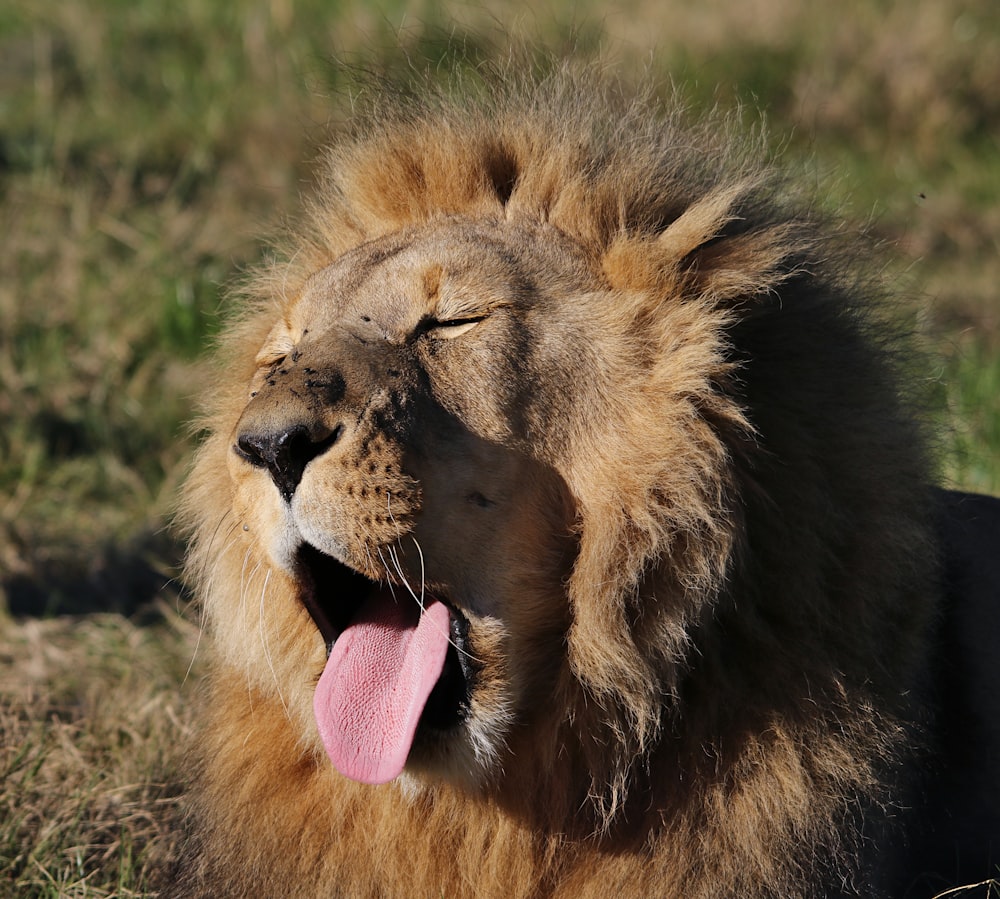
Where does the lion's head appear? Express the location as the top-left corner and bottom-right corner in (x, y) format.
(182, 71), (931, 833)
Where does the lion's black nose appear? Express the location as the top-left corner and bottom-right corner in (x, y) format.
(235, 424), (341, 503)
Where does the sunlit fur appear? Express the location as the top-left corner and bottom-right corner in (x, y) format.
(173, 68), (981, 898)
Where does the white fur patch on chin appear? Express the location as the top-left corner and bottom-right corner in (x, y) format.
(267, 528), (304, 574)
(293, 520), (353, 570)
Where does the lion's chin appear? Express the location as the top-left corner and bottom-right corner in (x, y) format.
(294, 542), (475, 784)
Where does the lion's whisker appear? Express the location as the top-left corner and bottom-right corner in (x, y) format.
(411, 535), (427, 612)
(376, 547), (399, 602)
(198, 507), (238, 562)
(385, 545), (414, 605)
(381, 493), (479, 662)
(239, 548), (257, 617)
(185, 516), (241, 681)
(404, 537), (481, 663)
(379, 539), (462, 659)
(257, 567), (290, 717)
(202, 508), (235, 568)
(182, 619), (205, 688)
(363, 543), (379, 580)
(385, 489), (406, 542)
(382, 493), (426, 607)
(196, 512), (239, 614)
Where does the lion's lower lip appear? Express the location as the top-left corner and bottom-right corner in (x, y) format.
(294, 542), (474, 732)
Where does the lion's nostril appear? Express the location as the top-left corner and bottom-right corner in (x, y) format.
(236, 424), (341, 503)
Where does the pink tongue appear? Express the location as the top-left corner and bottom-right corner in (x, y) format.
(313, 591), (451, 784)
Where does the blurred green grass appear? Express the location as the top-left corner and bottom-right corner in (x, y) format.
(0, 0), (998, 894)
(2, 0), (998, 615)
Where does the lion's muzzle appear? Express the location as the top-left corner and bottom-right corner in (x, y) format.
(233, 350), (354, 502)
(236, 422), (342, 503)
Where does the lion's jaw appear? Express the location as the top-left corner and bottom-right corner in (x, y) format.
(225, 222), (580, 788)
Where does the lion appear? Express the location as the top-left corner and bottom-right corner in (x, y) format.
(174, 69), (1000, 898)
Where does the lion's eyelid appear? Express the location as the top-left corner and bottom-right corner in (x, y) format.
(427, 318), (483, 339)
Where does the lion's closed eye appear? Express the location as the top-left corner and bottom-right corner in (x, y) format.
(423, 315), (487, 340)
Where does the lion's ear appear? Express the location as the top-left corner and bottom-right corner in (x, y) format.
(655, 183), (749, 260)
(602, 180), (803, 305)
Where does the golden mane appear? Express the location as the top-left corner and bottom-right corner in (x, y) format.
(245, 64), (931, 767)
(173, 67), (970, 898)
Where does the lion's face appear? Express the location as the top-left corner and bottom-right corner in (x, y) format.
(226, 218), (604, 785)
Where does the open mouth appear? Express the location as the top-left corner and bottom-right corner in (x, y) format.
(295, 543), (475, 783)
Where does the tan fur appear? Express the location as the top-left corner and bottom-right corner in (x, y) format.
(174, 68), (1000, 898)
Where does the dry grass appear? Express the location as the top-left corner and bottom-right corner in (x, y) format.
(0, 0), (997, 893)
(0, 604), (199, 897)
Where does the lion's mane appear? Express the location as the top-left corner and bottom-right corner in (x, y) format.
(175, 68), (959, 898)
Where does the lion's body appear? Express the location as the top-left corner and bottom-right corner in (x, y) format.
(176, 71), (1000, 898)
